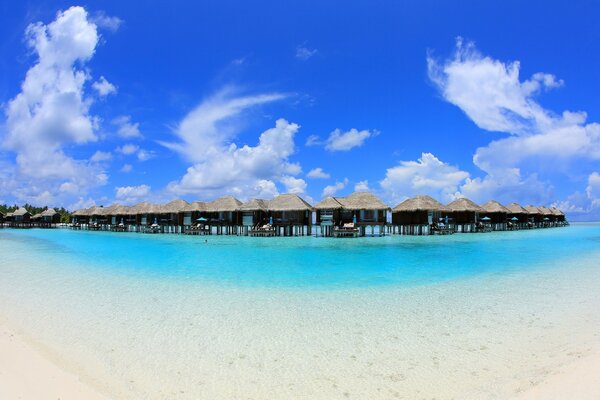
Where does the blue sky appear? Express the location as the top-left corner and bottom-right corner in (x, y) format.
(1, 1), (600, 220)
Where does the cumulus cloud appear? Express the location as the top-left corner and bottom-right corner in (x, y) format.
(116, 143), (139, 155)
(120, 164), (133, 173)
(305, 134), (321, 146)
(354, 180), (370, 191)
(307, 167), (330, 179)
(428, 38), (600, 206)
(380, 153), (469, 204)
(322, 178), (348, 198)
(325, 128), (377, 151)
(281, 176), (307, 194)
(90, 150), (112, 162)
(90, 11), (123, 32)
(115, 184), (150, 205)
(112, 115), (142, 138)
(92, 76), (117, 97)
(1, 6), (109, 207)
(166, 109), (304, 199)
(296, 44), (318, 61)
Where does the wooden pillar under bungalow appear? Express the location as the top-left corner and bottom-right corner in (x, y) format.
(445, 198), (484, 233)
(267, 194), (313, 236)
(391, 195), (448, 235)
(480, 200), (510, 231)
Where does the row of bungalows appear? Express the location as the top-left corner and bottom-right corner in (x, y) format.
(2, 207), (60, 228)
(389, 196), (567, 235)
(70, 192), (568, 237)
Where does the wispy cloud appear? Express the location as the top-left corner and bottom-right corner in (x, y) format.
(296, 44), (318, 61)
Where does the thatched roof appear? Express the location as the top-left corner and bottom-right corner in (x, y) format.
(182, 201), (207, 212)
(445, 198), (484, 212)
(524, 205), (542, 214)
(537, 206), (554, 216)
(314, 197), (344, 210)
(13, 207), (30, 216)
(41, 208), (58, 217)
(550, 207), (564, 216)
(268, 194), (313, 211)
(205, 196), (242, 212)
(160, 199), (189, 214)
(239, 198), (269, 211)
(336, 192), (389, 210)
(31, 212), (43, 219)
(392, 195), (445, 212)
(480, 200), (509, 214)
(505, 202), (528, 214)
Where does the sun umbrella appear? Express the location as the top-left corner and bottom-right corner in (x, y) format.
(196, 217), (207, 221)
(481, 216), (491, 221)
(543, 217), (550, 221)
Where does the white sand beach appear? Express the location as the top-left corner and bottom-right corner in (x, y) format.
(0, 321), (109, 400)
(1, 318), (599, 400)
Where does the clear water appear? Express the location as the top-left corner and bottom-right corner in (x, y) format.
(1, 225), (598, 288)
(1, 224), (600, 399)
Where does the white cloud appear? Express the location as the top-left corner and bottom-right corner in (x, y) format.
(296, 45), (318, 61)
(324, 128), (377, 151)
(90, 150), (112, 162)
(305, 134), (322, 146)
(136, 149), (154, 161)
(115, 184), (150, 204)
(1, 6), (108, 207)
(354, 180), (370, 191)
(116, 143), (139, 155)
(160, 88), (286, 163)
(280, 176), (307, 194)
(92, 76), (117, 97)
(112, 115), (142, 138)
(380, 153), (469, 204)
(90, 11), (123, 32)
(428, 38), (600, 206)
(307, 167), (330, 179)
(167, 116), (303, 200)
(120, 164), (132, 173)
(322, 178), (348, 198)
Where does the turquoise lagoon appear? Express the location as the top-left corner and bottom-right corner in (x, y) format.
(1, 224), (600, 399)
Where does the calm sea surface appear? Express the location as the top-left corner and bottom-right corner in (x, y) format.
(1, 224), (599, 399)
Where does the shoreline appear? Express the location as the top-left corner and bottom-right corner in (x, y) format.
(0, 321), (110, 400)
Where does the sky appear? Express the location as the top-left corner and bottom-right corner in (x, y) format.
(1, 1), (600, 220)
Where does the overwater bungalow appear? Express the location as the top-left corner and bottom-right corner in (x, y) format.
(445, 198), (484, 233)
(182, 201), (208, 234)
(158, 200), (189, 233)
(8, 207), (32, 227)
(315, 192), (388, 237)
(504, 203), (529, 229)
(550, 207), (567, 226)
(204, 196), (242, 235)
(267, 194), (313, 236)
(41, 208), (61, 224)
(0, 211), (4, 225)
(239, 199), (270, 236)
(314, 197), (344, 237)
(523, 205), (543, 228)
(537, 206), (555, 227)
(480, 200), (509, 231)
(391, 195), (448, 235)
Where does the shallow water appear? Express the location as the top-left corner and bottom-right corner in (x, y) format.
(1, 225), (599, 399)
